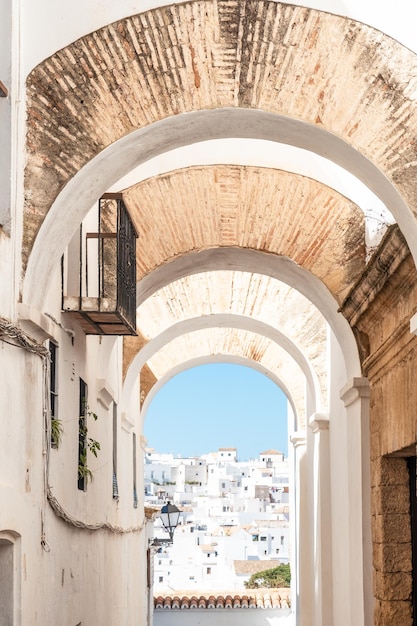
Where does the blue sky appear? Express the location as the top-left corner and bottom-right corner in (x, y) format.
(143, 363), (288, 461)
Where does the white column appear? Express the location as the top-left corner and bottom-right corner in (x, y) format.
(308, 414), (332, 626)
(340, 377), (372, 626)
(290, 430), (313, 626)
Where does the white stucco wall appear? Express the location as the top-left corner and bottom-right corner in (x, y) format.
(154, 607), (293, 626)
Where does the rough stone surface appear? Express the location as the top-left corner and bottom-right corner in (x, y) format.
(123, 166), (365, 305)
(341, 228), (417, 625)
(24, 1), (417, 277)
(374, 600), (412, 626)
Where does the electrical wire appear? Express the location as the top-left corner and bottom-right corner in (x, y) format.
(0, 316), (146, 538)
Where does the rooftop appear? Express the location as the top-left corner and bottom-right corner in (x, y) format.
(154, 589), (291, 610)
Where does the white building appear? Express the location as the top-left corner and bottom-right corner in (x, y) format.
(148, 449), (290, 591)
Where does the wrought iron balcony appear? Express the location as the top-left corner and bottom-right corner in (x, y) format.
(62, 193), (138, 335)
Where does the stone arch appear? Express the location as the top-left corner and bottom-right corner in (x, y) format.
(133, 247), (360, 379)
(122, 313), (322, 425)
(23, 2), (417, 295)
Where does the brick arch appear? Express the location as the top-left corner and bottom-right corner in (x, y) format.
(122, 312), (322, 425)
(24, 0), (417, 274)
(123, 165), (365, 304)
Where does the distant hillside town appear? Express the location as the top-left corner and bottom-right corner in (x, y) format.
(144, 447), (290, 591)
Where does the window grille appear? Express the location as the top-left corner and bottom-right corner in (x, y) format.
(63, 194), (138, 335)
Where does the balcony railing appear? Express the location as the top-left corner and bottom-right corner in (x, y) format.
(62, 193), (138, 335)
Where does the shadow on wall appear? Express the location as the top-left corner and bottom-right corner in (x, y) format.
(154, 608), (293, 625)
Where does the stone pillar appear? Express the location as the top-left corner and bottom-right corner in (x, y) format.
(290, 431), (313, 626)
(309, 413), (332, 626)
(371, 456), (412, 625)
(340, 377), (372, 626)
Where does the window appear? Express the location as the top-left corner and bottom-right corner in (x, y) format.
(159, 576), (163, 583)
(49, 341), (58, 419)
(112, 403), (119, 499)
(276, 548), (280, 554)
(133, 433), (138, 508)
(260, 536), (267, 542)
(207, 567), (211, 575)
(78, 379), (88, 491)
(281, 536), (284, 545)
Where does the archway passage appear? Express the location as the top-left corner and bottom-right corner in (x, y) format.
(19, 3), (417, 626)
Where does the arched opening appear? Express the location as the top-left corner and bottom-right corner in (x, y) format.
(143, 362), (291, 602)
(144, 362), (289, 459)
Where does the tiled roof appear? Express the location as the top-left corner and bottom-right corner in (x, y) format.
(154, 589), (291, 610)
(233, 560), (282, 576)
(199, 544), (218, 552)
(144, 506), (160, 520)
(260, 449), (283, 455)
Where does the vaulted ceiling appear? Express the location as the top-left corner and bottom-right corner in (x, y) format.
(22, 0), (417, 423)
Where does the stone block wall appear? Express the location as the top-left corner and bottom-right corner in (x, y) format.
(341, 226), (417, 625)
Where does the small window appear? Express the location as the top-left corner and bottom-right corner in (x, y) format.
(207, 567), (211, 574)
(78, 378), (88, 491)
(112, 403), (119, 500)
(260, 536), (267, 542)
(133, 433), (138, 508)
(159, 576), (163, 583)
(281, 536), (284, 545)
(49, 341), (58, 419)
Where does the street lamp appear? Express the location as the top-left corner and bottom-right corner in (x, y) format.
(159, 501), (181, 542)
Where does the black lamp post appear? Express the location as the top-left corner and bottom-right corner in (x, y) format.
(159, 501), (181, 542)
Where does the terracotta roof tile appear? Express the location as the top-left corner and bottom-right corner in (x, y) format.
(259, 449), (283, 455)
(234, 560), (283, 575)
(154, 589), (291, 610)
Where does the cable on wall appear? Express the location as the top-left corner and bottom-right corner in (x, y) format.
(0, 316), (146, 537)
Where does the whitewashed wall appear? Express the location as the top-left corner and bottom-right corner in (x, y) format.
(154, 608), (294, 626)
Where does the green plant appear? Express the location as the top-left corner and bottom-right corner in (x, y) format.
(245, 563), (291, 589)
(78, 404), (100, 483)
(51, 417), (63, 448)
